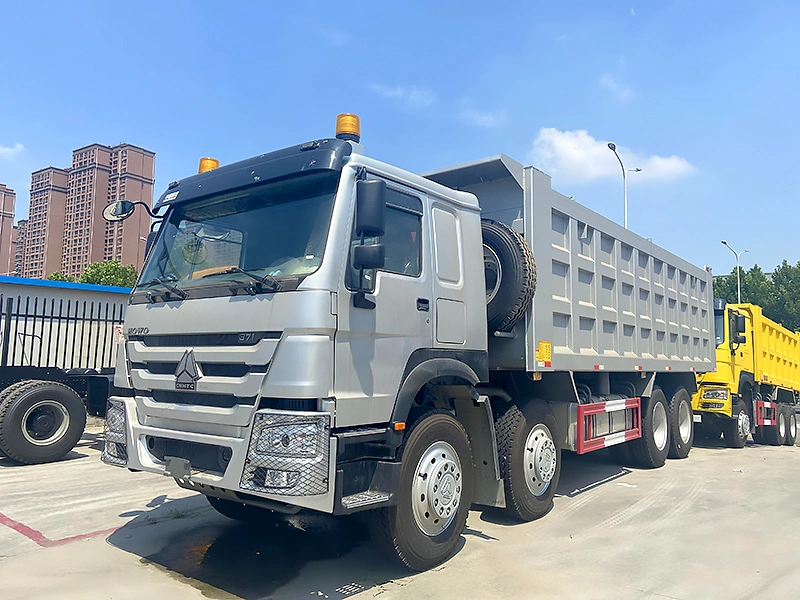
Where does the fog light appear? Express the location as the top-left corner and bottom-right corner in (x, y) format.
(264, 469), (300, 489)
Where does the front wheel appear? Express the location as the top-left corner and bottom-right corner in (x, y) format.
(369, 410), (474, 571)
(495, 400), (561, 521)
(722, 404), (750, 448)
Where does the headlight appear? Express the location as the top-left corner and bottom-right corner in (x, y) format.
(256, 422), (319, 456)
(703, 389), (729, 400)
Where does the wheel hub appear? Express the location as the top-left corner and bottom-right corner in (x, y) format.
(483, 244), (503, 304)
(412, 441), (463, 537)
(737, 410), (751, 440)
(21, 400), (70, 446)
(524, 424), (557, 497)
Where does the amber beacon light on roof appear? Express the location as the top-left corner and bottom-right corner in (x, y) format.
(335, 113), (360, 142)
(198, 157), (220, 174)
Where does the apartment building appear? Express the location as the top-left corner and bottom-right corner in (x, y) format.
(21, 143), (155, 279)
(0, 184), (15, 275)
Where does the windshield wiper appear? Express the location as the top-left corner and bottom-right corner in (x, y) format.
(139, 276), (188, 302)
(201, 267), (282, 293)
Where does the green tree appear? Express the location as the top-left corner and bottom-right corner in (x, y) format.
(78, 260), (138, 288)
(47, 272), (76, 282)
(769, 260), (800, 331)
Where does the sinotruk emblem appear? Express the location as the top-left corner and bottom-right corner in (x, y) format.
(175, 349), (201, 390)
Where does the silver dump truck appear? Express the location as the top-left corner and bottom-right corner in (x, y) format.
(102, 115), (714, 570)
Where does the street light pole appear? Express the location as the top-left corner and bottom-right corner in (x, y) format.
(607, 142), (641, 229)
(721, 240), (749, 303)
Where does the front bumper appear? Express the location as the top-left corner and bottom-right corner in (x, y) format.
(102, 396), (337, 514)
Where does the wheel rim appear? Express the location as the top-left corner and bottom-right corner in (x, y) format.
(524, 423), (557, 497)
(779, 412), (786, 439)
(483, 244), (502, 304)
(678, 400), (692, 444)
(652, 401), (668, 452)
(411, 441), (463, 537)
(737, 410), (751, 440)
(21, 400), (70, 446)
(790, 413), (797, 440)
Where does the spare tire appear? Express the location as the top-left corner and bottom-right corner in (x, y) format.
(482, 219), (536, 332)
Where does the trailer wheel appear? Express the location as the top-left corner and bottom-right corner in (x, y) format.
(481, 219), (536, 333)
(0, 380), (86, 465)
(206, 496), (283, 525)
(722, 402), (750, 448)
(782, 406), (796, 446)
(667, 387), (694, 459)
(369, 410), (473, 571)
(495, 400), (561, 521)
(763, 407), (787, 446)
(630, 387), (670, 468)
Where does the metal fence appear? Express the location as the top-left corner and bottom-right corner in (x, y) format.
(0, 294), (126, 370)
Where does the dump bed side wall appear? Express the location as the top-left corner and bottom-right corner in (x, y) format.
(524, 167), (714, 373)
(748, 304), (800, 392)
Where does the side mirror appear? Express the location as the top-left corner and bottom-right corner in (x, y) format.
(356, 180), (386, 237)
(353, 244), (385, 271)
(735, 315), (746, 334)
(734, 335), (747, 344)
(103, 200), (136, 222)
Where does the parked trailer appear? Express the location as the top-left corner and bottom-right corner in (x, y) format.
(0, 277), (128, 464)
(100, 115), (714, 570)
(695, 300), (799, 447)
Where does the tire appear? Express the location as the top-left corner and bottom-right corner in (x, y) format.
(763, 407), (787, 446)
(0, 380), (86, 465)
(722, 403), (750, 448)
(782, 405), (797, 446)
(369, 410), (474, 571)
(667, 387), (694, 459)
(481, 219), (536, 333)
(206, 495), (283, 525)
(495, 400), (561, 521)
(629, 387), (670, 468)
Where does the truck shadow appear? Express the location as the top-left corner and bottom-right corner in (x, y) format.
(107, 495), (419, 600)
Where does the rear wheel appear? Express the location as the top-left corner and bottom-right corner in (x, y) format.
(630, 387), (670, 468)
(495, 400), (561, 521)
(763, 407), (787, 446)
(722, 404), (750, 448)
(369, 410), (474, 571)
(206, 496), (283, 525)
(782, 406), (797, 446)
(668, 388), (693, 459)
(0, 380), (86, 464)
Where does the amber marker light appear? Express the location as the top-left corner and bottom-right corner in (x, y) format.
(335, 113), (361, 143)
(198, 157), (220, 173)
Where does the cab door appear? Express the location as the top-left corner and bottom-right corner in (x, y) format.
(333, 179), (433, 428)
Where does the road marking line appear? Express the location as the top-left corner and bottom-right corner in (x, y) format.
(0, 511), (119, 548)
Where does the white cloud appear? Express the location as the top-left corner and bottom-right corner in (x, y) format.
(599, 74), (633, 101)
(459, 108), (504, 128)
(369, 84), (435, 108)
(631, 8), (636, 16)
(529, 128), (695, 183)
(0, 143), (24, 159)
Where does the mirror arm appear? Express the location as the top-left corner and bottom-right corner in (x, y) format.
(353, 231), (376, 309)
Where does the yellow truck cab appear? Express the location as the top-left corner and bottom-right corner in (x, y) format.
(694, 299), (799, 448)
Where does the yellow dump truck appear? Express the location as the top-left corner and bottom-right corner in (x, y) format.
(694, 300), (800, 447)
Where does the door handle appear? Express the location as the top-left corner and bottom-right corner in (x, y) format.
(416, 298), (430, 312)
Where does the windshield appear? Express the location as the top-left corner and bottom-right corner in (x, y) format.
(135, 170), (340, 300)
(714, 310), (725, 347)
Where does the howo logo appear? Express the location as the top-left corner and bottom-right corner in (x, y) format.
(175, 349), (201, 390)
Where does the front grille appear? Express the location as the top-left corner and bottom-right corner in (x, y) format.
(149, 390), (257, 408)
(258, 398), (317, 411)
(129, 331), (280, 347)
(132, 362), (262, 377)
(146, 436), (231, 475)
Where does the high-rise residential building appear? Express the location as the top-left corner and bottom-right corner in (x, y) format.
(23, 168), (69, 279)
(13, 219), (27, 276)
(22, 143), (155, 280)
(0, 184), (15, 275)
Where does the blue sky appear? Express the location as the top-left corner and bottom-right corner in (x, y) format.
(1, 1), (798, 276)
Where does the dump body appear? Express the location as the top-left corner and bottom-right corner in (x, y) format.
(747, 304), (800, 390)
(426, 155), (715, 375)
